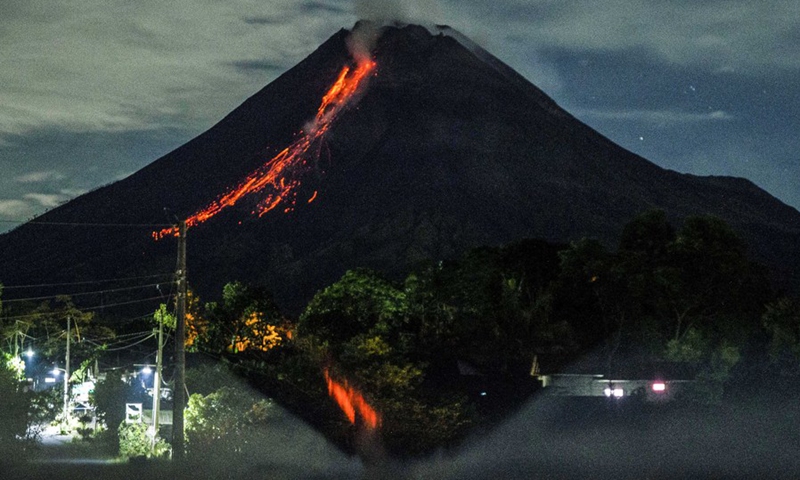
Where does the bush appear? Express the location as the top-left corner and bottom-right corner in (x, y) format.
(0, 353), (36, 457)
(118, 421), (169, 460)
(185, 386), (273, 461)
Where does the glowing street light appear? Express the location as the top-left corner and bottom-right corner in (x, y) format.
(25, 348), (34, 359)
(604, 387), (624, 398)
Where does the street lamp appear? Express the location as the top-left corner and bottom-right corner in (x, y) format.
(135, 361), (162, 452)
(52, 366), (71, 431)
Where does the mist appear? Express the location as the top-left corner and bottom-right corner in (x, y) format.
(406, 395), (800, 479)
(217, 379), (800, 479)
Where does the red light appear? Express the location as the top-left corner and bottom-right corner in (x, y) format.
(652, 382), (666, 392)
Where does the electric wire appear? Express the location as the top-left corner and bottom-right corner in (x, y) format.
(1, 295), (167, 321)
(1, 282), (171, 304)
(87, 330), (154, 343)
(1, 273), (174, 290)
(0, 219), (174, 228)
(85, 330), (155, 345)
(85, 332), (155, 352)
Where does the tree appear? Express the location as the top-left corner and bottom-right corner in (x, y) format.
(205, 282), (288, 354)
(184, 386), (273, 460)
(402, 241), (564, 376)
(92, 370), (132, 439)
(551, 213), (771, 398)
(154, 289), (208, 352)
(118, 421), (169, 459)
(299, 269), (408, 348)
(4, 296), (113, 392)
(618, 209), (675, 260)
(184, 289), (208, 351)
(738, 295), (800, 397)
(552, 238), (622, 357)
(763, 296), (800, 360)
(0, 352), (35, 456)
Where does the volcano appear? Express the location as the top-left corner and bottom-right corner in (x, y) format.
(1, 22), (799, 312)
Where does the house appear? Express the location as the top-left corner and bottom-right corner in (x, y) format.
(531, 356), (696, 402)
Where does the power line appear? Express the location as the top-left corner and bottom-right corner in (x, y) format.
(0, 219), (174, 228)
(85, 332), (156, 352)
(1, 295), (167, 321)
(2, 282), (171, 304)
(88, 330), (156, 343)
(1, 273), (174, 290)
(73, 295), (167, 312)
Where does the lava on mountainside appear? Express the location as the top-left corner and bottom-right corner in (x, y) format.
(154, 56), (376, 239)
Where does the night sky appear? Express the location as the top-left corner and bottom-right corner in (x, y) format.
(1, 0), (797, 233)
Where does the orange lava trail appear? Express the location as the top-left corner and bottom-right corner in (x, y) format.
(324, 368), (380, 430)
(154, 58), (377, 239)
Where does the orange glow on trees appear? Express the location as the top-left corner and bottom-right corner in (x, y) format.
(228, 312), (284, 353)
(154, 57), (377, 239)
(184, 290), (208, 351)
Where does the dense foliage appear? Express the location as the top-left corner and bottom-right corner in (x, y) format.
(2, 210), (799, 459)
(210, 212), (793, 454)
(93, 370), (134, 436)
(0, 353), (34, 453)
(184, 386), (273, 460)
(117, 420), (169, 459)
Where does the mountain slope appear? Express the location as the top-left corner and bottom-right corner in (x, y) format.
(1, 22), (798, 313)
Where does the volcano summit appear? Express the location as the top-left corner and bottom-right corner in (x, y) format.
(1, 22), (798, 311)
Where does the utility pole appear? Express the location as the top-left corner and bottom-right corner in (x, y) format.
(173, 220), (187, 460)
(152, 315), (164, 452)
(63, 315), (71, 431)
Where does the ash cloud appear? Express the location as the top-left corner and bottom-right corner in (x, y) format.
(347, 20), (381, 62)
(347, 0), (443, 61)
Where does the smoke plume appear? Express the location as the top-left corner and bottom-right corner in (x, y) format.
(347, 20), (381, 63)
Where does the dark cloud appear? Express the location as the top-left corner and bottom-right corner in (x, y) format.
(242, 16), (283, 25)
(301, 1), (349, 14)
(0, 126), (193, 231)
(228, 60), (289, 74)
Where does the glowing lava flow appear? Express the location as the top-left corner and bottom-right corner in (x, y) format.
(324, 368), (380, 430)
(154, 57), (377, 239)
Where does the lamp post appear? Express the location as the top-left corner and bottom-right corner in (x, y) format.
(51, 317), (73, 432)
(64, 316), (71, 431)
(51, 365), (70, 431)
(136, 358), (162, 452)
(22, 348), (34, 388)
